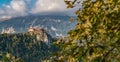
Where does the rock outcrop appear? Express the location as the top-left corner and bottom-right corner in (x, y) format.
(28, 27), (52, 45)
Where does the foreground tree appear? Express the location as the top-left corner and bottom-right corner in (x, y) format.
(54, 0), (120, 62)
(0, 53), (23, 62)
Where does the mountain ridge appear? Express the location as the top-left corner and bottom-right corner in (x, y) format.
(0, 15), (76, 37)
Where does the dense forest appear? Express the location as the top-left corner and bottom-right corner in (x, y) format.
(0, 33), (58, 62)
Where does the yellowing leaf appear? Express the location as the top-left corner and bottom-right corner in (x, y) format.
(98, 29), (106, 33)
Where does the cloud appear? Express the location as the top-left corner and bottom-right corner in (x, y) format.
(31, 0), (68, 14)
(0, 0), (78, 18)
(0, 9), (4, 14)
(10, 0), (26, 12)
(0, 0), (27, 17)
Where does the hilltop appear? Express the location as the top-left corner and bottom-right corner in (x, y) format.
(0, 30), (58, 62)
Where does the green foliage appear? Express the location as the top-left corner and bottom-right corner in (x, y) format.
(53, 0), (120, 62)
(0, 33), (58, 62)
(1, 53), (10, 62)
(0, 53), (23, 62)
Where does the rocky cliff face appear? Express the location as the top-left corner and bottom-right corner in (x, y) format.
(28, 27), (53, 46)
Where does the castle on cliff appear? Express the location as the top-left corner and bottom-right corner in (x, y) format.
(28, 27), (52, 45)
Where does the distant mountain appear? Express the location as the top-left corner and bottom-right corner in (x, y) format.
(0, 15), (76, 37)
(0, 16), (11, 21)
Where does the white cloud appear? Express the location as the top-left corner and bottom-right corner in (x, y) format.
(31, 0), (67, 14)
(10, 0), (26, 12)
(0, 0), (27, 18)
(0, 0), (78, 18)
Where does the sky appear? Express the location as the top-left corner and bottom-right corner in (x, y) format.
(0, 0), (78, 18)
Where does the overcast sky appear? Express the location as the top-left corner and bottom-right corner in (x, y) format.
(0, 0), (78, 18)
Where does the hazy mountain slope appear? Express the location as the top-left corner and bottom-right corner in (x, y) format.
(0, 15), (76, 37)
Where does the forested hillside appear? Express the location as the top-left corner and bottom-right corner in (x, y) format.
(0, 33), (58, 62)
